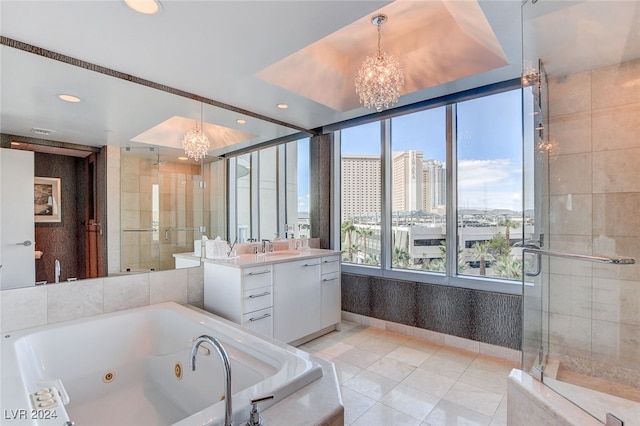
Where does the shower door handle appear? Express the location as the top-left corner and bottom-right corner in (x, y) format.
(520, 243), (542, 277)
(522, 248), (635, 277)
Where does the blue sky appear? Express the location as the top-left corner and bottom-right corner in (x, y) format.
(298, 88), (524, 211)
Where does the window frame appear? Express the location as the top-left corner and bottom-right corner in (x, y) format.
(228, 137), (311, 243)
(335, 79), (523, 295)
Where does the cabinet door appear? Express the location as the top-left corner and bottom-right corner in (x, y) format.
(273, 258), (321, 343)
(321, 273), (341, 328)
(242, 307), (273, 338)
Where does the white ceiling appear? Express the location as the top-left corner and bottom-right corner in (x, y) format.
(0, 0), (526, 157)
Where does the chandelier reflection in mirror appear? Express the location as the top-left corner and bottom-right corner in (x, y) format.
(355, 14), (405, 112)
(182, 103), (210, 161)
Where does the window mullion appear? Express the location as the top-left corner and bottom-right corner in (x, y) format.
(250, 151), (260, 240)
(445, 104), (458, 279)
(228, 158), (238, 242)
(277, 145), (286, 238)
(381, 119), (392, 272)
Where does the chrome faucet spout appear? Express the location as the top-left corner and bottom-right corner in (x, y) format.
(190, 335), (233, 426)
(54, 259), (61, 284)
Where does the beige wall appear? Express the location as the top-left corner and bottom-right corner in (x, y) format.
(0, 266), (204, 334)
(546, 59), (640, 387)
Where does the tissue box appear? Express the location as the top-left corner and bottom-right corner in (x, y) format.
(205, 238), (229, 259)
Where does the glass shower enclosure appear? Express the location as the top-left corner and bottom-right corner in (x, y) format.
(521, 1), (640, 423)
(120, 147), (204, 272)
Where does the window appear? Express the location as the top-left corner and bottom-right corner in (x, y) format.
(234, 154), (252, 242)
(340, 122), (381, 266)
(229, 138), (310, 243)
(390, 107), (446, 271)
(286, 138), (310, 238)
(338, 83), (524, 291)
(258, 146), (278, 241)
(456, 90), (524, 280)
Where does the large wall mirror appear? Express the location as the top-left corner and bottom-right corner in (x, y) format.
(0, 42), (303, 290)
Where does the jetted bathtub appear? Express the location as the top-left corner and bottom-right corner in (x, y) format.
(0, 302), (323, 425)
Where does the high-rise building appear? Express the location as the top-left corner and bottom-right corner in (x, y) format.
(341, 152), (446, 221)
(341, 154), (381, 222)
(423, 160), (446, 212)
(392, 151), (424, 211)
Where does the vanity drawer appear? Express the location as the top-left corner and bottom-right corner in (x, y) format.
(242, 307), (273, 338)
(242, 286), (273, 314)
(242, 265), (273, 290)
(321, 256), (340, 275)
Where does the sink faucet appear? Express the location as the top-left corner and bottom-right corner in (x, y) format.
(261, 239), (273, 253)
(190, 335), (233, 426)
(54, 259), (61, 283)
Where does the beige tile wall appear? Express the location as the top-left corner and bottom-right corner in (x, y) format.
(0, 266), (204, 334)
(547, 58), (640, 387)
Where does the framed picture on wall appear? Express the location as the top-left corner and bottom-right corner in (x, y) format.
(34, 177), (61, 223)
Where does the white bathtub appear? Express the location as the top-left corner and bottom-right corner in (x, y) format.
(0, 302), (323, 425)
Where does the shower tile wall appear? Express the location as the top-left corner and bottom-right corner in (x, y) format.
(546, 58), (640, 387)
(120, 153), (201, 272)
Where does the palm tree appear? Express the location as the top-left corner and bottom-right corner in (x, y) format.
(365, 254), (380, 266)
(422, 242), (466, 273)
(494, 255), (522, 279)
(469, 241), (493, 276)
(489, 233), (511, 258)
(424, 257), (445, 272)
(392, 247), (411, 268)
(358, 227), (373, 260)
(498, 217), (519, 246)
(341, 221), (356, 262)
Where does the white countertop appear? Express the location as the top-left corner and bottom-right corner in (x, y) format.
(178, 248), (341, 268)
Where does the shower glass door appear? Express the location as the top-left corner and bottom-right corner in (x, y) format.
(522, 0), (640, 422)
(120, 147), (204, 272)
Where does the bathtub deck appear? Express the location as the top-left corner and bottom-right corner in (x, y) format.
(557, 368), (640, 404)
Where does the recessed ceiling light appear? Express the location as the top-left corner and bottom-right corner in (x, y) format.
(178, 156), (189, 161)
(58, 94), (81, 103)
(30, 127), (56, 136)
(276, 103), (289, 109)
(236, 119), (247, 124)
(124, 0), (162, 15)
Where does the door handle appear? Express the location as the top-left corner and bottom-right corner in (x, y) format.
(16, 240), (32, 246)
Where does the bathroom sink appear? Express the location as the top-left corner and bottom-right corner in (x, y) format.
(265, 250), (304, 258)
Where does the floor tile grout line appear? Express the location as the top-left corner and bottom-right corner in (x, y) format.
(302, 321), (512, 425)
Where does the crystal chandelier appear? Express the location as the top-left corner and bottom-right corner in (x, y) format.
(182, 103), (210, 161)
(355, 14), (405, 112)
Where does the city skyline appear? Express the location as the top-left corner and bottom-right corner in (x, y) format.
(340, 89), (522, 212)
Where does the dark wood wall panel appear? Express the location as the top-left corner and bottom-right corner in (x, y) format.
(34, 152), (84, 283)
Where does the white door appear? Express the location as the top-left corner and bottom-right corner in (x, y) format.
(0, 148), (35, 290)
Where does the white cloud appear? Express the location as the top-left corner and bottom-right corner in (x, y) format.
(457, 159), (522, 211)
(298, 194), (309, 212)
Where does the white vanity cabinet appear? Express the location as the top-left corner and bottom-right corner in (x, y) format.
(203, 249), (341, 345)
(273, 257), (322, 344)
(204, 263), (274, 338)
(320, 255), (341, 329)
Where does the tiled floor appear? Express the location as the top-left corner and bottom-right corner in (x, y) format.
(299, 321), (518, 426)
